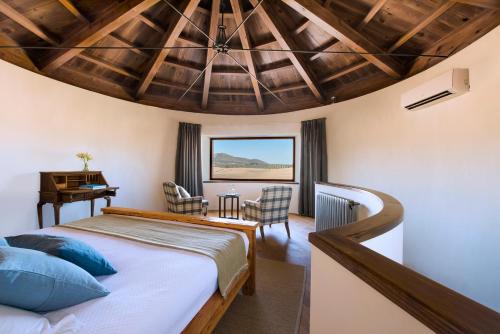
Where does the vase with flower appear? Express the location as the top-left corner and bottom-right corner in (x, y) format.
(76, 152), (93, 172)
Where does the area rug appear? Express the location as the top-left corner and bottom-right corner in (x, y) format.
(213, 258), (306, 334)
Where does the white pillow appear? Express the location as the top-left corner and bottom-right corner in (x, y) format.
(0, 305), (82, 334)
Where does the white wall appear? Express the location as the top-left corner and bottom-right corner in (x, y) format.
(0, 60), (178, 235)
(320, 27), (500, 311)
(310, 246), (433, 334)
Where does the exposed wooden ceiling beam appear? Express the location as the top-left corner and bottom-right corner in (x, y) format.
(40, 0), (160, 73)
(358, 0), (388, 28)
(258, 59), (295, 74)
(0, 0), (59, 45)
(0, 32), (39, 72)
(212, 66), (248, 75)
(77, 53), (140, 79)
(293, 19), (310, 35)
(320, 61), (370, 83)
(388, 1), (455, 53)
(57, 0), (89, 24)
(281, 0), (403, 78)
(178, 34), (205, 47)
(164, 56), (203, 71)
(294, 0), (394, 62)
(250, 0), (326, 103)
(310, 38), (339, 61)
(137, 14), (164, 33)
(151, 78), (203, 94)
(108, 33), (150, 57)
(201, 0), (220, 109)
(253, 36), (278, 49)
(452, 0), (500, 9)
(264, 82), (308, 94)
(230, 0), (264, 110)
(57, 65), (134, 99)
(136, 0), (200, 98)
(409, 9), (500, 75)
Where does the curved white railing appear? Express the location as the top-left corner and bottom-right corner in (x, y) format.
(310, 182), (499, 334)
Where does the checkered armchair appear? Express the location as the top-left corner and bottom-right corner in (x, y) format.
(243, 186), (293, 239)
(163, 181), (208, 216)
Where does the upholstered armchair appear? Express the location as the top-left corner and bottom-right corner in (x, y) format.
(243, 186), (293, 240)
(163, 181), (208, 216)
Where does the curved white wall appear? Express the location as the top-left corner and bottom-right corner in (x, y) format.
(0, 60), (178, 234)
(0, 25), (498, 311)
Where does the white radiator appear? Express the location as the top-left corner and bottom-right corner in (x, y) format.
(315, 192), (359, 231)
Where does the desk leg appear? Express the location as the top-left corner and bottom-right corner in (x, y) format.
(223, 198), (226, 218)
(104, 196), (111, 207)
(218, 197), (221, 218)
(231, 198), (234, 218)
(237, 197), (240, 220)
(90, 199), (95, 217)
(53, 203), (62, 226)
(37, 202), (44, 229)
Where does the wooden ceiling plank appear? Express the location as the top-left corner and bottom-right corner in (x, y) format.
(230, 0), (264, 110)
(178, 34), (205, 47)
(298, 0), (388, 61)
(201, 0), (220, 109)
(77, 53), (141, 80)
(254, 36), (278, 49)
(293, 19), (310, 35)
(108, 33), (150, 57)
(250, 0), (326, 102)
(281, 0), (403, 78)
(320, 61), (370, 83)
(137, 14), (164, 33)
(57, 65), (134, 99)
(57, 0), (89, 24)
(387, 1), (456, 53)
(409, 9), (500, 75)
(136, 0), (200, 98)
(452, 0), (500, 9)
(0, 0), (59, 45)
(40, 0), (160, 73)
(258, 59), (295, 74)
(0, 32), (39, 71)
(359, 0), (388, 28)
(310, 38), (339, 61)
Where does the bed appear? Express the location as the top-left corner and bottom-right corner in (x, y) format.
(32, 207), (258, 334)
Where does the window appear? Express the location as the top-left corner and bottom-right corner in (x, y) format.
(210, 137), (295, 181)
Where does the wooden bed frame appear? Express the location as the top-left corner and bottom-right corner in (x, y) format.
(101, 207), (258, 334)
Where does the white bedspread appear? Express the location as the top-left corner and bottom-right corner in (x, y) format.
(32, 218), (249, 334)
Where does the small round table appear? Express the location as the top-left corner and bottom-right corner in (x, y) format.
(216, 193), (240, 219)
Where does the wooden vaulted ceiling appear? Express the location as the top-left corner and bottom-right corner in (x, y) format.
(0, 0), (498, 115)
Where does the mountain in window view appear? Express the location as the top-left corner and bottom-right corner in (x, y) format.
(213, 153), (271, 168)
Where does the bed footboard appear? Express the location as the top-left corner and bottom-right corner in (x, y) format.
(101, 207), (258, 333)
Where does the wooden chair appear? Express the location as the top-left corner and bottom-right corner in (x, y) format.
(242, 186), (293, 240)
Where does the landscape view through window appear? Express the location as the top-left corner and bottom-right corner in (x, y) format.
(210, 137), (295, 181)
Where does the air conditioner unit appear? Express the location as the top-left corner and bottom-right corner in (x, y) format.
(401, 68), (470, 111)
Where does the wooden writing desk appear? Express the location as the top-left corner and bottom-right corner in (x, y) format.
(37, 171), (118, 228)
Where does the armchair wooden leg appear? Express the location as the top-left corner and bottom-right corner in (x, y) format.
(259, 225), (265, 241)
(285, 221), (291, 238)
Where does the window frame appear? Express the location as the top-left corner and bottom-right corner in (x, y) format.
(209, 136), (296, 182)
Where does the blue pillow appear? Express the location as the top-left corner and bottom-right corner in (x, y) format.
(0, 247), (109, 312)
(6, 234), (116, 276)
(0, 237), (7, 246)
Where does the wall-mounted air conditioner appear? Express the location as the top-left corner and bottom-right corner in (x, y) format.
(401, 68), (470, 111)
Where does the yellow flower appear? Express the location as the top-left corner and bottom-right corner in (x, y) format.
(76, 152), (93, 161)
